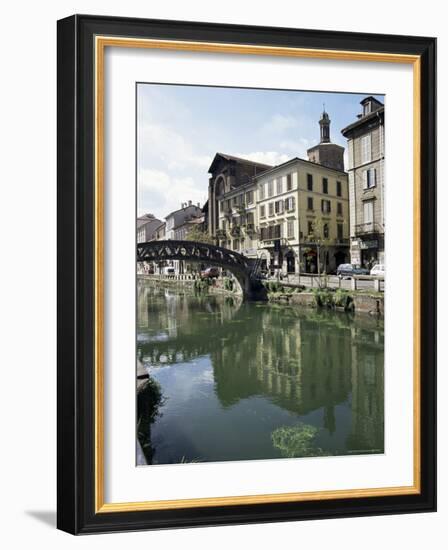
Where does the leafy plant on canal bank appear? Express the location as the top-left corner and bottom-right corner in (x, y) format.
(333, 289), (354, 311)
(193, 277), (212, 293)
(271, 423), (324, 458)
(312, 288), (354, 312)
(137, 376), (165, 465)
(263, 281), (305, 295)
(223, 277), (234, 292)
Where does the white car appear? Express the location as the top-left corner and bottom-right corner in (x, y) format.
(370, 264), (385, 277)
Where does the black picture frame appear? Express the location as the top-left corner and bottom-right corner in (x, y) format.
(57, 14), (436, 534)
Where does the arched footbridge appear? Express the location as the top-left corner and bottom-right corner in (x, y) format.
(137, 240), (266, 300)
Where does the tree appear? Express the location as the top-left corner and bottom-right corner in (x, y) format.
(184, 225), (214, 245)
(308, 219), (332, 287)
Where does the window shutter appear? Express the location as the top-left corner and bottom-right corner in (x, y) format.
(362, 170), (368, 189)
(373, 168), (377, 186)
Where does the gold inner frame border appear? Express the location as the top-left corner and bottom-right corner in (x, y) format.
(94, 36), (421, 514)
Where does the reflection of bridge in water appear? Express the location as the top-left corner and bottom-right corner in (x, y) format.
(137, 240), (266, 300)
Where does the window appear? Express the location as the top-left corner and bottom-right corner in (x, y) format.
(361, 134), (372, 164)
(276, 177), (283, 194)
(268, 180), (274, 197)
(246, 190), (254, 204)
(259, 183), (265, 200)
(268, 202), (274, 216)
(285, 197), (296, 211)
(275, 199), (284, 214)
(260, 205), (266, 218)
(363, 200), (374, 224)
(307, 173), (313, 191)
(323, 223), (329, 239)
(337, 202), (343, 216)
(287, 220), (294, 239)
(247, 212), (254, 224)
(307, 197), (314, 211)
(232, 196), (238, 206)
(307, 221), (314, 235)
(336, 180), (342, 196)
(363, 101), (371, 116)
(260, 225), (281, 241)
(362, 168), (377, 189)
(337, 223), (343, 240)
(321, 199), (331, 214)
(286, 173), (293, 191)
(322, 178), (328, 194)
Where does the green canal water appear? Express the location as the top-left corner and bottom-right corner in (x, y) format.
(137, 280), (384, 465)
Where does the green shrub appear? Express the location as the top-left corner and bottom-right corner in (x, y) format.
(271, 423), (324, 458)
(333, 289), (354, 311)
(223, 277), (234, 292)
(193, 278), (211, 293)
(312, 288), (334, 308)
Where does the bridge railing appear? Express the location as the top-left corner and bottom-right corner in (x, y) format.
(138, 273), (200, 281)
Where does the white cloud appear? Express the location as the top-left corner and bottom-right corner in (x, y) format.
(138, 122), (212, 172)
(138, 168), (207, 219)
(232, 151), (290, 167)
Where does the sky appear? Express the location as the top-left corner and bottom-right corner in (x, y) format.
(137, 84), (384, 220)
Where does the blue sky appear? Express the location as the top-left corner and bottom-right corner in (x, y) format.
(137, 84), (384, 219)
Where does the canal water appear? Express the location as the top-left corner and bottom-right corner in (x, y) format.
(137, 280), (384, 465)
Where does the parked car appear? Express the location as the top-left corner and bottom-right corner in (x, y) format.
(200, 267), (220, 279)
(370, 264), (385, 277)
(336, 263), (369, 278)
(162, 266), (175, 275)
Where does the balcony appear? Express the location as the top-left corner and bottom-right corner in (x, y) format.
(215, 228), (227, 239)
(336, 238), (349, 245)
(355, 222), (383, 236)
(245, 223), (257, 235)
(230, 225), (242, 237)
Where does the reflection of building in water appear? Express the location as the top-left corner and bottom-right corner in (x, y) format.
(211, 308), (383, 450)
(348, 325), (384, 452)
(137, 284), (243, 366)
(212, 309), (353, 421)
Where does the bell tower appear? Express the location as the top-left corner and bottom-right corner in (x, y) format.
(319, 108), (331, 143)
(307, 108), (345, 172)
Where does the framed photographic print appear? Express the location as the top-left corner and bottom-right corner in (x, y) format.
(57, 14), (436, 534)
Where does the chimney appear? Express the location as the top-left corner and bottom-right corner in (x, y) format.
(188, 200), (192, 206)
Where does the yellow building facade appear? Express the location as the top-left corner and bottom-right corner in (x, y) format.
(255, 158), (349, 275)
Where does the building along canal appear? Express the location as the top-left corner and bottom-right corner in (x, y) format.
(137, 278), (384, 465)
